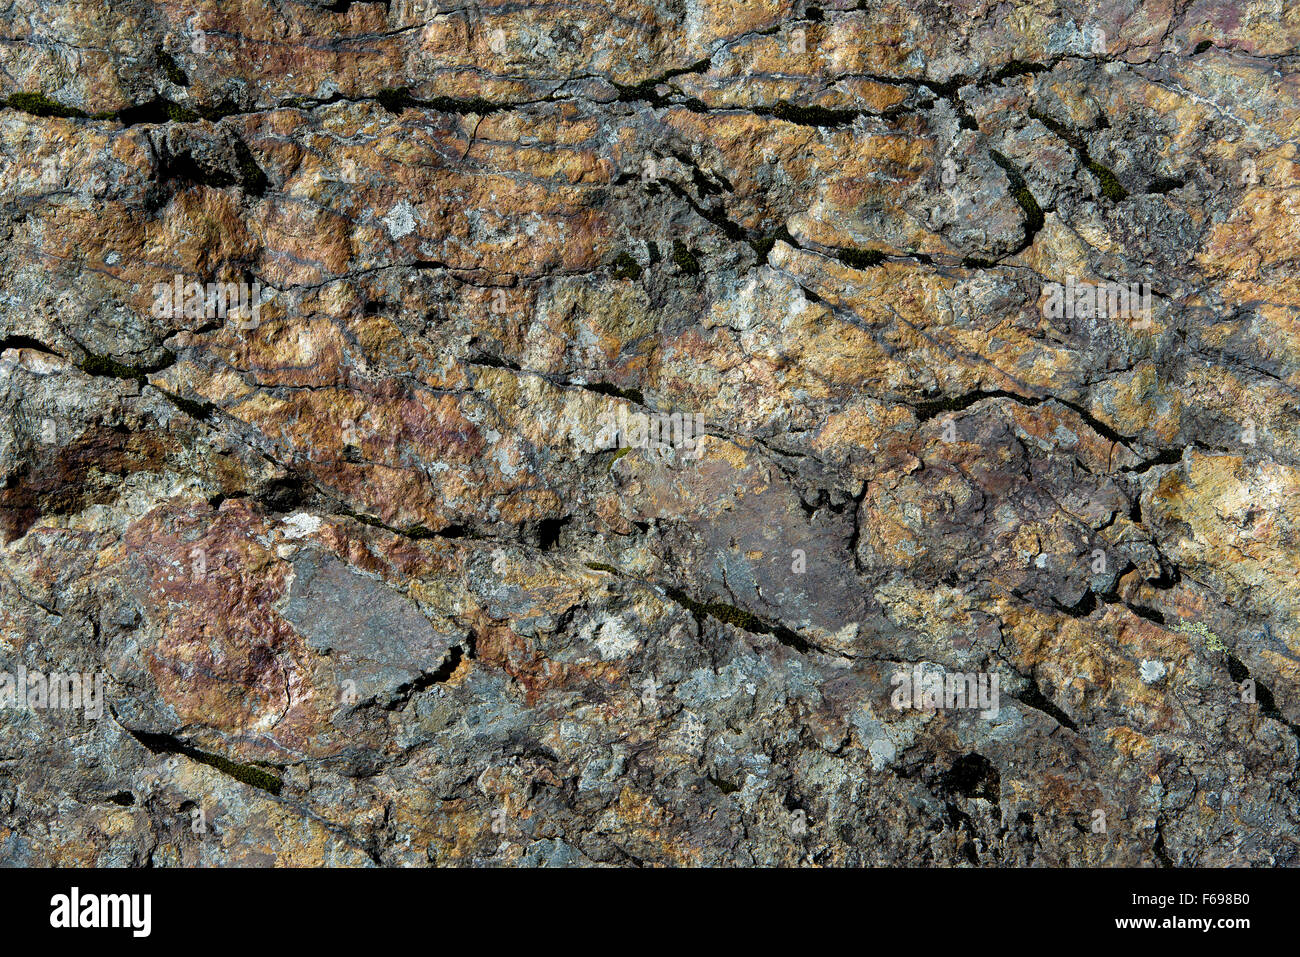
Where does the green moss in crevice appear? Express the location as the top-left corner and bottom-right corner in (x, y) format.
(836, 247), (886, 269)
(665, 587), (806, 655)
(925, 74), (969, 99)
(1086, 158), (1128, 201)
(165, 101), (200, 122)
(749, 226), (798, 264)
(611, 251), (642, 280)
(155, 387), (216, 422)
(988, 150), (1045, 238)
(105, 99), (173, 125)
(5, 91), (85, 118)
(376, 87), (413, 113)
(585, 382), (645, 404)
(663, 586), (814, 653)
(231, 138), (269, 196)
(612, 59), (711, 106)
(962, 256), (996, 268)
(709, 601), (767, 631)
(374, 90), (510, 117)
(1219, 650), (1300, 740)
(767, 101), (859, 127)
(76, 345), (174, 384)
(109, 97), (242, 125)
(78, 353), (148, 382)
(584, 561), (620, 574)
(197, 100), (242, 122)
(671, 239), (701, 276)
(992, 60), (1050, 82)
(196, 752), (284, 795)
(129, 729), (283, 795)
(424, 95), (502, 115)
(751, 235), (778, 262)
(1147, 175), (1185, 195)
(155, 45), (189, 86)
(1027, 108), (1128, 202)
(709, 773), (742, 795)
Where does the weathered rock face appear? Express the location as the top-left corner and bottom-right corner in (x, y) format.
(0, 0), (1298, 866)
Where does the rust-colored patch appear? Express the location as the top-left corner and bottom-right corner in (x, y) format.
(1, 426), (171, 541)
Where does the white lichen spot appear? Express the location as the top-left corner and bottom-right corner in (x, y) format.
(830, 621), (860, 648)
(281, 512), (322, 539)
(1139, 659), (1167, 684)
(593, 618), (639, 660)
(383, 200), (418, 240)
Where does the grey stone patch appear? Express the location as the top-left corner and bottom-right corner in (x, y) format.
(283, 552), (459, 705)
(516, 838), (592, 867)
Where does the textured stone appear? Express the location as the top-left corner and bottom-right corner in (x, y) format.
(0, 0), (1298, 866)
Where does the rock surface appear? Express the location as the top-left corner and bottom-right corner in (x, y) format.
(1, 0), (1298, 865)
